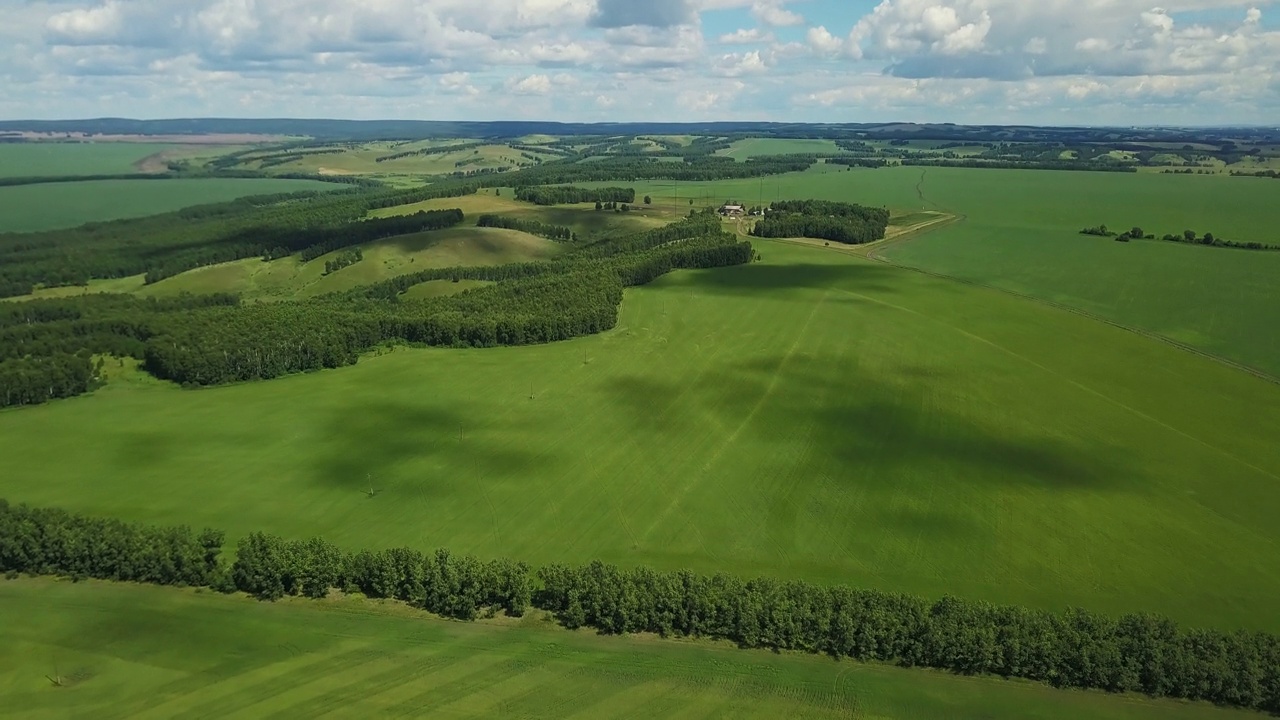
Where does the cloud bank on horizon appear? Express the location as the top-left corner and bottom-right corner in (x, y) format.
(3, 0), (1277, 125)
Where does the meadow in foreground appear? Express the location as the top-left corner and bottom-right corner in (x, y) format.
(3, 240), (1278, 634)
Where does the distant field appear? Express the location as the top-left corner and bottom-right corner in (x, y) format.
(0, 580), (1246, 720)
(717, 138), (841, 158)
(0, 178), (337, 233)
(258, 142), (559, 176)
(0, 142), (176, 177)
(141, 226), (563, 300)
(4, 241), (1280, 634)
(370, 190), (671, 238)
(613, 165), (1280, 376)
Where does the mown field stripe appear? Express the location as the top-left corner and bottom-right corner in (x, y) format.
(161, 646), (382, 720)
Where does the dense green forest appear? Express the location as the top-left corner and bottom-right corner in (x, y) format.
(751, 200), (890, 245)
(513, 186), (635, 205)
(3, 499), (1277, 714)
(0, 213), (749, 403)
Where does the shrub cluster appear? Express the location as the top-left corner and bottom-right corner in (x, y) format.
(323, 248), (364, 275)
(2, 499), (1278, 714)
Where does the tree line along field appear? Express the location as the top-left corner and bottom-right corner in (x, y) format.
(1, 580), (1252, 720)
(0, 178), (337, 233)
(606, 164), (1280, 377)
(4, 240), (1279, 637)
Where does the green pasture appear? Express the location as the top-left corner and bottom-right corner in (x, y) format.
(614, 165), (1280, 376)
(0, 580), (1248, 720)
(4, 240), (1280, 634)
(140, 227), (562, 301)
(0, 142), (175, 177)
(717, 138), (842, 158)
(369, 190), (671, 237)
(0, 178), (337, 233)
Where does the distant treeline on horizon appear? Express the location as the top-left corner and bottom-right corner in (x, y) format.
(1, 118), (1275, 145)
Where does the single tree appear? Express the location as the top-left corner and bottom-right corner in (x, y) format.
(643, 195), (652, 205)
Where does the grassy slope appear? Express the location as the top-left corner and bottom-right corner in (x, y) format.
(615, 165), (1280, 376)
(0, 143), (177, 177)
(0, 580), (1254, 720)
(0, 178), (336, 233)
(3, 241), (1279, 633)
(370, 190), (671, 237)
(140, 227), (563, 301)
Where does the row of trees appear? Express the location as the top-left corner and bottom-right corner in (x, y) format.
(1080, 225), (1278, 251)
(323, 248), (364, 275)
(751, 200), (890, 245)
(476, 214), (576, 242)
(3, 499), (1278, 714)
(514, 186), (635, 205)
(0, 500), (224, 586)
(290, 208), (464, 264)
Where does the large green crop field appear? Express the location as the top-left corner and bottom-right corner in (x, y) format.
(0, 142), (174, 177)
(617, 165), (1280, 376)
(0, 178), (338, 233)
(4, 240), (1279, 634)
(0, 579), (1249, 720)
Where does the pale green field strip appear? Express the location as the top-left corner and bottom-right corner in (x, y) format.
(3, 241), (1279, 633)
(0, 142), (177, 177)
(0, 178), (337, 233)
(0, 579), (1256, 720)
(716, 138), (843, 159)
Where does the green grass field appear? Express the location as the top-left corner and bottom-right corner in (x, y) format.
(0, 178), (337, 233)
(0, 579), (1254, 720)
(370, 190), (672, 237)
(612, 165), (1280, 377)
(0, 142), (176, 177)
(4, 240), (1279, 634)
(141, 226), (563, 301)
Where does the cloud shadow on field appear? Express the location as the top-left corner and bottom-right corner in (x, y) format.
(310, 401), (548, 496)
(601, 349), (1141, 494)
(776, 355), (1139, 493)
(664, 262), (903, 298)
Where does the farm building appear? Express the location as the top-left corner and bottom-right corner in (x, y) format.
(718, 204), (744, 217)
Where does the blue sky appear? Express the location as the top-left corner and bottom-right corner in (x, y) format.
(2, 0), (1277, 125)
